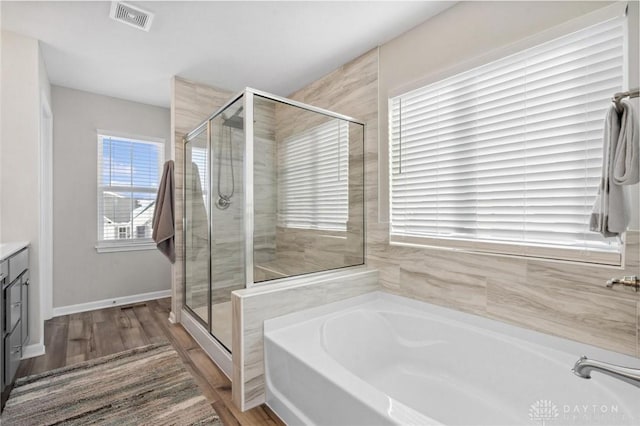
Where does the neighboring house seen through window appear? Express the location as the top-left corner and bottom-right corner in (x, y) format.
(97, 133), (164, 252)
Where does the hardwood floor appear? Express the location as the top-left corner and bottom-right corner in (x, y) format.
(15, 298), (284, 426)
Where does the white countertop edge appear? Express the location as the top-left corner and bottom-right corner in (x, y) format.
(0, 241), (30, 261)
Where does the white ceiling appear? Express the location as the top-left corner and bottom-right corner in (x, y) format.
(1, 1), (454, 108)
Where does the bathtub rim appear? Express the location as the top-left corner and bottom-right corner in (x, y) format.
(264, 291), (640, 368)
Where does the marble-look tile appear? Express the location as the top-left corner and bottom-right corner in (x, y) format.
(233, 269), (379, 410)
(231, 294), (243, 407)
(399, 264), (487, 316)
(623, 230), (640, 271)
(322, 271), (381, 304)
(365, 257), (399, 290)
(267, 226), (364, 280)
(527, 260), (640, 301)
(486, 280), (638, 356)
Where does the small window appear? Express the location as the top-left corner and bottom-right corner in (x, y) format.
(97, 133), (164, 251)
(278, 119), (349, 231)
(136, 225), (147, 239)
(389, 17), (625, 265)
(118, 226), (130, 239)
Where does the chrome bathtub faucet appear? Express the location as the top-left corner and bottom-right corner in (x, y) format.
(605, 275), (639, 291)
(572, 356), (640, 388)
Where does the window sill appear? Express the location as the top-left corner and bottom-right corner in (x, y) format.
(389, 234), (623, 268)
(95, 240), (157, 253)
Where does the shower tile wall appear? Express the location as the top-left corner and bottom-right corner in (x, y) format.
(171, 77), (231, 322)
(210, 120), (244, 296)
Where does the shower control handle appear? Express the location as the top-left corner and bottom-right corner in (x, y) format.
(215, 195), (231, 210)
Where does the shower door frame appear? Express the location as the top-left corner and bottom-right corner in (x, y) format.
(183, 90), (246, 339)
(181, 125), (211, 332)
(183, 87), (365, 352)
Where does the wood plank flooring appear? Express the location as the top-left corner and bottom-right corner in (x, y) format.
(15, 298), (283, 426)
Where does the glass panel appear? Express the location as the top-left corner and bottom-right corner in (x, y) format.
(210, 96), (245, 351)
(184, 128), (210, 325)
(253, 95), (365, 281)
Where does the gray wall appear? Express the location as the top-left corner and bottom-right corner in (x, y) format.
(1, 31), (51, 349)
(52, 86), (171, 308)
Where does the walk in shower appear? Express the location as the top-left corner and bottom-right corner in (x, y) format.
(183, 88), (365, 353)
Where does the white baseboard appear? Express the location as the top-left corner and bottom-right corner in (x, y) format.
(52, 289), (171, 317)
(22, 342), (46, 359)
(168, 310), (177, 324)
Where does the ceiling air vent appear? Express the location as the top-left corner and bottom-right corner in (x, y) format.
(109, 2), (154, 32)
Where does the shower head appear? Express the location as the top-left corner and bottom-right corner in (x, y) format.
(221, 106), (244, 130)
(222, 115), (243, 130)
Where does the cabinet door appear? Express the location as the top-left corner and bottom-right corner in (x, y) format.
(5, 281), (21, 334)
(21, 272), (28, 346)
(0, 261), (5, 393)
(8, 249), (28, 284)
(4, 323), (21, 386)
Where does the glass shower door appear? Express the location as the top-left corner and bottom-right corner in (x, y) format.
(209, 97), (245, 351)
(184, 128), (210, 326)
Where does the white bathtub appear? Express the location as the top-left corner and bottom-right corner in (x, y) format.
(264, 292), (640, 426)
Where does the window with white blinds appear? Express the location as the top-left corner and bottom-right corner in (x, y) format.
(278, 119), (349, 231)
(97, 134), (164, 246)
(389, 17), (625, 264)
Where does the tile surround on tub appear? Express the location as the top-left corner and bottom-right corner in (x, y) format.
(486, 279), (638, 356)
(368, 227), (640, 358)
(232, 268), (379, 410)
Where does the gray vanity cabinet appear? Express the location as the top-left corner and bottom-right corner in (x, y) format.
(1, 246), (29, 411)
(0, 259), (6, 402)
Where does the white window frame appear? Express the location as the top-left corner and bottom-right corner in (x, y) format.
(96, 130), (165, 253)
(387, 6), (629, 267)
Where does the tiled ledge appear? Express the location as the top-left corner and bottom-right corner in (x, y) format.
(231, 268), (379, 411)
